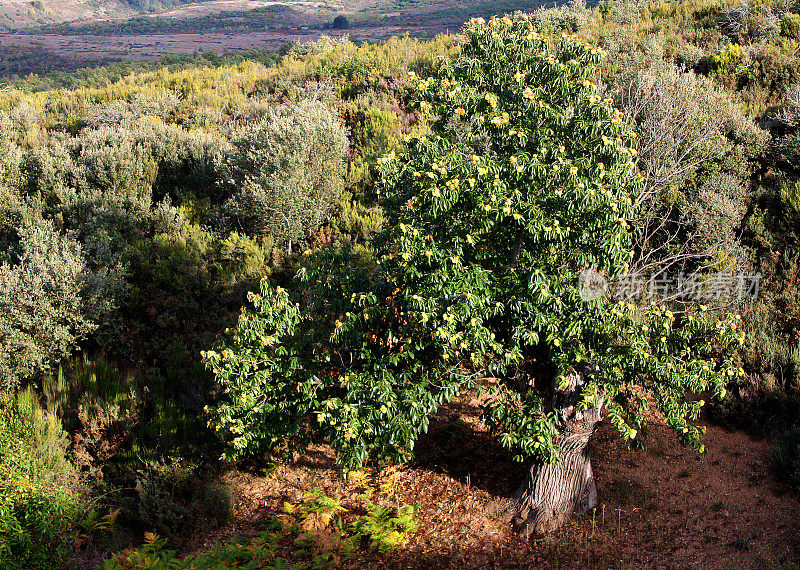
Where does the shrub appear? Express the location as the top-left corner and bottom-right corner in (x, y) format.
(343, 96), (407, 199)
(334, 192), (385, 241)
(780, 180), (800, 221)
(132, 459), (196, 537)
(214, 231), (271, 286)
(524, 0), (591, 32)
(676, 43), (706, 70)
(780, 12), (800, 39)
(0, 219), (106, 390)
(219, 100), (349, 253)
(331, 15), (349, 30)
(0, 113), (23, 191)
(688, 173), (751, 270)
(772, 426), (800, 494)
(45, 354), (140, 479)
(711, 43), (750, 86)
(615, 61), (764, 194)
(0, 391), (83, 569)
(613, 61), (765, 274)
(127, 458), (232, 538)
(134, 222), (215, 296)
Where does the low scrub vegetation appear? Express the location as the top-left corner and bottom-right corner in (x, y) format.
(0, 0), (799, 564)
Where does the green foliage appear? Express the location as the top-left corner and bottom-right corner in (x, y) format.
(129, 457), (232, 538)
(0, 219), (109, 390)
(332, 15), (350, 30)
(31, 5), (294, 37)
(334, 192), (385, 241)
(102, 489), (417, 568)
(281, 488), (417, 559)
(780, 180), (800, 220)
(101, 528), (284, 569)
(781, 12), (800, 39)
(343, 94), (411, 200)
(691, 173), (750, 258)
(216, 231), (271, 285)
(136, 222), (215, 296)
(526, 0), (591, 32)
(219, 100), (349, 251)
(0, 391), (83, 569)
(0, 113), (23, 191)
(205, 16), (744, 472)
(616, 61), (766, 190)
(348, 502), (418, 553)
(0, 0), (798, 550)
(773, 426), (800, 494)
(388, 17), (743, 459)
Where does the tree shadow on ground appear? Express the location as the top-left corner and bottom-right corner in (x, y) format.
(410, 394), (528, 499)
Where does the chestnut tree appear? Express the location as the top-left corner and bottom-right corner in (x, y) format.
(204, 16), (744, 535)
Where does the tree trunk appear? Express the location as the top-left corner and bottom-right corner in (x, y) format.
(505, 368), (604, 536)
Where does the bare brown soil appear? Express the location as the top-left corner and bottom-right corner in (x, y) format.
(186, 387), (800, 568)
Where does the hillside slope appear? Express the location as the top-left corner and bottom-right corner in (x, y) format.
(0, 0), (134, 28)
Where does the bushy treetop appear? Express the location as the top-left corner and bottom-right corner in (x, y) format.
(203, 15), (745, 470)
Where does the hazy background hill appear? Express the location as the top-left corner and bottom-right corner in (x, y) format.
(0, 0), (133, 28)
(0, 0), (555, 75)
(0, 0), (233, 28)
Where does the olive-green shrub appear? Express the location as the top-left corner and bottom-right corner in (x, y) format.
(220, 100), (348, 252)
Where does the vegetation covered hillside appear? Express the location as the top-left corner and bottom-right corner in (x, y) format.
(0, 0), (132, 30)
(0, 0), (799, 567)
(0, 0), (239, 30)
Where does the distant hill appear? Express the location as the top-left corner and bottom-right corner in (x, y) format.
(0, 0), (554, 72)
(0, 0), (222, 29)
(0, 0), (133, 28)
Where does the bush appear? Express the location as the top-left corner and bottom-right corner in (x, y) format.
(331, 15), (349, 30)
(780, 180), (800, 221)
(127, 458), (232, 538)
(0, 391), (83, 569)
(689, 173), (751, 269)
(524, 0), (590, 32)
(780, 12), (800, 39)
(0, 113), (23, 191)
(219, 100), (349, 253)
(132, 459), (196, 537)
(214, 231), (271, 287)
(772, 426), (800, 494)
(615, 61), (765, 194)
(0, 219), (108, 390)
(613, 61), (765, 275)
(676, 43), (706, 71)
(343, 96), (407, 199)
(45, 354), (141, 479)
(334, 192), (385, 241)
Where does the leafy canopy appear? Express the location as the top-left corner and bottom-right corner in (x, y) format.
(204, 15), (744, 470)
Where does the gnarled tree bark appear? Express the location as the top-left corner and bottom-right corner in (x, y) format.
(505, 368), (604, 536)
